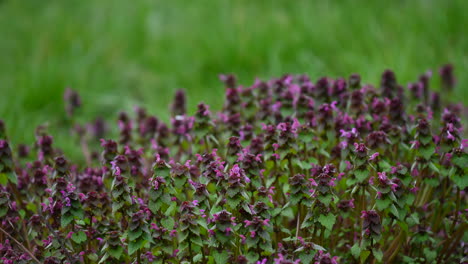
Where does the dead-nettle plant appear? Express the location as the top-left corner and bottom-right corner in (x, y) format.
(0, 64), (467, 264)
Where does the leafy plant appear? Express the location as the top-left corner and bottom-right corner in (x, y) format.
(0, 64), (466, 263)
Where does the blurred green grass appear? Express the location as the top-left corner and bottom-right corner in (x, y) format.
(0, 0), (467, 157)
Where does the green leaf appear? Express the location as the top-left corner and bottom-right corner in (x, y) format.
(317, 194), (332, 207)
(107, 247), (123, 259)
(191, 236), (204, 247)
(398, 221), (409, 234)
(0, 207), (7, 217)
(406, 194), (415, 205)
(18, 209), (25, 218)
(61, 213), (74, 227)
(312, 243), (326, 251)
(419, 135), (432, 145)
(6, 172), (17, 185)
(318, 213), (336, 230)
(418, 145), (434, 160)
(372, 248), (383, 262)
(360, 250), (371, 263)
(165, 202), (177, 216)
(378, 160), (391, 172)
(390, 204), (399, 218)
(428, 162), (440, 174)
(451, 153), (468, 168)
(423, 247), (437, 262)
(193, 253), (203, 263)
(71, 208), (84, 219)
(260, 241), (274, 253)
(213, 251), (229, 264)
(375, 198), (392, 211)
(351, 243), (361, 259)
(71, 231), (87, 244)
(226, 197), (241, 208)
(407, 213), (420, 226)
(128, 239), (143, 255)
(245, 252), (259, 263)
(148, 200), (161, 214)
(0, 173), (7, 185)
(128, 228), (143, 241)
(354, 169), (369, 183)
(161, 217), (175, 230)
(26, 202), (37, 212)
(452, 174), (468, 189)
(299, 253), (314, 264)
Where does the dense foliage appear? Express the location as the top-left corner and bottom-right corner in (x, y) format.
(0, 65), (467, 263)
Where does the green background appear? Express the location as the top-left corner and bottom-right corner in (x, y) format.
(0, 0), (466, 156)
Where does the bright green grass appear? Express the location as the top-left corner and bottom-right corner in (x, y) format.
(0, 0), (467, 158)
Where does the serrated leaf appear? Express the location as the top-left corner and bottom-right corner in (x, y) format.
(428, 162), (440, 174)
(0, 173), (7, 185)
(0, 207), (7, 217)
(192, 236), (204, 247)
(317, 194), (332, 207)
(128, 228), (143, 241)
(378, 160), (391, 172)
(312, 243), (326, 251)
(165, 202), (177, 216)
(451, 154), (468, 168)
(419, 135), (432, 145)
(351, 243), (361, 259)
(299, 253), (314, 264)
(418, 145), (434, 160)
(193, 253), (203, 263)
(390, 204), (399, 218)
(452, 174), (468, 189)
(213, 250), (229, 264)
(360, 250), (371, 263)
(372, 248), (383, 262)
(71, 208), (84, 219)
(246, 251), (259, 263)
(161, 217), (175, 230)
(354, 169), (369, 182)
(375, 198), (392, 211)
(407, 213), (420, 226)
(72, 231), (87, 244)
(61, 213), (74, 227)
(318, 213), (336, 230)
(260, 241), (274, 253)
(107, 247), (123, 260)
(148, 200), (161, 214)
(7, 172), (17, 185)
(423, 247), (437, 262)
(226, 197), (241, 208)
(128, 239), (143, 255)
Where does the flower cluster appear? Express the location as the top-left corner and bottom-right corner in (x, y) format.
(0, 65), (466, 263)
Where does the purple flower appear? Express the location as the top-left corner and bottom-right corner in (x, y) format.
(64, 87), (81, 117)
(381, 69), (397, 98)
(361, 210), (381, 238)
(171, 89), (187, 116)
(219, 74), (237, 89)
(439, 64), (456, 91)
(366, 131), (390, 149)
(369, 152), (379, 161)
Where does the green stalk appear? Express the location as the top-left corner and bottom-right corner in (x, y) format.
(295, 202), (301, 239)
(450, 187), (460, 233)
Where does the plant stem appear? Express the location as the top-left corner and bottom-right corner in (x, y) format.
(450, 187), (460, 233)
(0, 226), (41, 264)
(295, 204), (301, 238)
(188, 239), (194, 264)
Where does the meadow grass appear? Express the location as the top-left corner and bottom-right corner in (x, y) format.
(0, 0), (467, 158)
